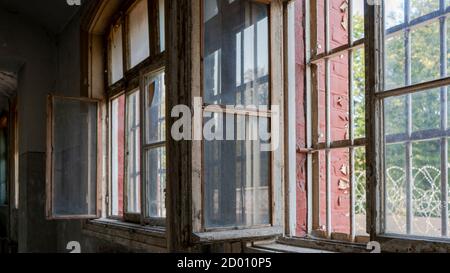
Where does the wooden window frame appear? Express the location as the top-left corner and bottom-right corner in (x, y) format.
(105, 0), (167, 226)
(45, 95), (102, 220)
(189, 0), (285, 242)
(367, 0), (450, 252)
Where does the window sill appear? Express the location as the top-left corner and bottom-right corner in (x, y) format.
(248, 241), (335, 253)
(82, 219), (167, 252)
(276, 236), (369, 253)
(193, 226), (283, 244)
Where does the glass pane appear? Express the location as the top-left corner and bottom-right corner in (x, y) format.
(159, 0), (165, 52)
(351, 0), (365, 41)
(410, 0), (439, 20)
(52, 98), (97, 217)
(384, 33), (405, 90)
(384, 96), (407, 136)
(354, 147), (367, 236)
(385, 143), (407, 234)
(145, 72), (165, 144)
(203, 0), (269, 107)
(384, 5), (443, 91)
(109, 22), (123, 84)
(410, 21), (440, 85)
(353, 48), (365, 139)
(145, 147), (166, 218)
(111, 95), (125, 217)
(411, 89), (440, 132)
(203, 112), (270, 228)
(126, 91), (141, 213)
(128, 0), (150, 68)
(411, 140), (441, 237)
(385, 89), (441, 136)
(384, 0), (404, 30)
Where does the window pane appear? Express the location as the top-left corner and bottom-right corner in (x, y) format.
(410, 0), (439, 20)
(109, 23), (123, 84)
(126, 91), (141, 213)
(411, 140), (441, 237)
(385, 0), (404, 30)
(203, 0), (269, 106)
(354, 147), (367, 236)
(111, 95), (125, 217)
(145, 147), (166, 218)
(351, 0), (365, 41)
(411, 89), (440, 132)
(384, 88), (447, 238)
(159, 0), (165, 52)
(353, 48), (365, 139)
(384, 96), (407, 136)
(411, 21), (440, 85)
(203, 112), (270, 228)
(128, 0), (150, 68)
(52, 97), (98, 217)
(384, 4), (443, 91)
(385, 143), (407, 234)
(145, 72), (165, 144)
(384, 33), (405, 90)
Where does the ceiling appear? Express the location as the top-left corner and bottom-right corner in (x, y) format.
(0, 0), (83, 34)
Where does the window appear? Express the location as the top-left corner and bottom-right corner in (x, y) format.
(48, 0), (166, 224)
(380, 0), (450, 239)
(301, 0), (368, 241)
(143, 73), (166, 219)
(127, 0), (150, 68)
(106, 0), (166, 225)
(110, 94), (125, 218)
(198, 0), (283, 233)
(46, 96), (100, 219)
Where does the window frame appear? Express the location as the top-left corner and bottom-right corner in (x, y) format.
(300, 0), (369, 243)
(190, 0), (285, 240)
(104, 0), (167, 226)
(45, 95), (102, 220)
(140, 67), (167, 226)
(367, 0), (450, 251)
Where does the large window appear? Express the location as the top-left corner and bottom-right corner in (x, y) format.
(199, 0), (282, 232)
(107, 0), (166, 225)
(301, 0), (368, 242)
(380, 0), (450, 239)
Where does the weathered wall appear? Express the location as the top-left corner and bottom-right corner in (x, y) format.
(0, 7), (58, 252)
(0, 4), (166, 253)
